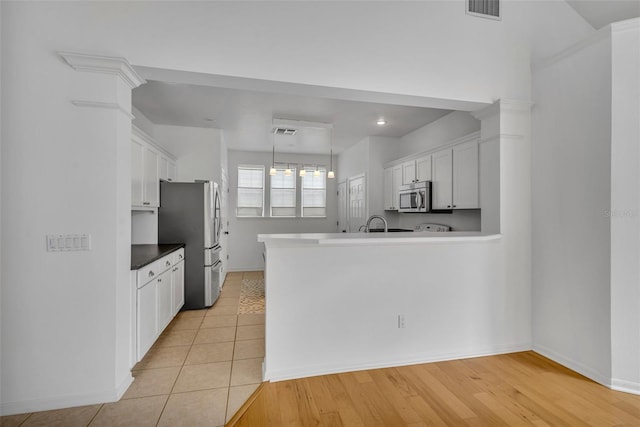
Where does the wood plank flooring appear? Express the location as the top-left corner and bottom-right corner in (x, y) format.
(227, 351), (640, 426)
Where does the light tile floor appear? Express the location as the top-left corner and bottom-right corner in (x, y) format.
(1, 271), (264, 427)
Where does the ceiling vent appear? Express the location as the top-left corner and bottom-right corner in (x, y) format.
(467, 0), (500, 20)
(272, 127), (297, 136)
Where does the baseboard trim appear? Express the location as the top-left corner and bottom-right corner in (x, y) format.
(611, 378), (640, 395)
(265, 342), (532, 382)
(0, 374), (132, 417)
(532, 344), (611, 387)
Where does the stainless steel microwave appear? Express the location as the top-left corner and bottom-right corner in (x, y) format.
(398, 181), (431, 213)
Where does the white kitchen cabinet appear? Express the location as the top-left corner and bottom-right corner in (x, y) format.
(383, 165), (402, 210)
(402, 160), (416, 185)
(132, 127), (177, 209)
(159, 155), (177, 182)
(432, 140), (478, 209)
(402, 155), (431, 184)
(136, 278), (157, 361)
(143, 146), (159, 207)
(156, 269), (172, 332)
(171, 259), (185, 315)
(452, 140), (479, 209)
(131, 138), (145, 207)
(415, 155), (432, 182)
(134, 248), (184, 361)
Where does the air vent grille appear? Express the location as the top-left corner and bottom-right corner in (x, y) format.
(272, 127), (297, 136)
(467, 0), (500, 19)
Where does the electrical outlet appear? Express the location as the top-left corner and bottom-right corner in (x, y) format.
(398, 314), (406, 328)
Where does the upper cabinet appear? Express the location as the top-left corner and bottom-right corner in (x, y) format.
(383, 165), (402, 210)
(432, 139), (479, 209)
(131, 127), (177, 210)
(401, 154), (432, 185)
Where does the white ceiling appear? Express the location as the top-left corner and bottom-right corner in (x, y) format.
(133, 80), (454, 155)
(567, 0), (640, 29)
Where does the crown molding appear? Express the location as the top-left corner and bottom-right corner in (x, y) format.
(71, 100), (135, 119)
(59, 52), (146, 88)
(471, 99), (532, 121)
(611, 17), (640, 34)
(532, 27), (611, 73)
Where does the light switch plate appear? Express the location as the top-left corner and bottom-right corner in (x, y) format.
(47, 234), (91, 251)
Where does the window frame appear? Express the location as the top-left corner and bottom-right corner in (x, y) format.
(236, 164), (265, 218)
(301, 167), (327, 218)
(269, 166), (297, 218)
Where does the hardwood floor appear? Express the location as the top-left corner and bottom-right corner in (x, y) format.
(227, 351), (640, 426)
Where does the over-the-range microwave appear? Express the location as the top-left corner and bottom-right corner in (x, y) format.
(398, 181), (431, 213)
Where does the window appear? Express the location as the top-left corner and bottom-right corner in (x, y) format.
(237, 165), (264, 217)
(302, 168), (326, 217)
(270, 166), (297, 217)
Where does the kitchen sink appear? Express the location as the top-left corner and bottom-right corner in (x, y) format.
(367, 228), (414, 233)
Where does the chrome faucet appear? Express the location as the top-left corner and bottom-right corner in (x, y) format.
(365, 215), (388, 232)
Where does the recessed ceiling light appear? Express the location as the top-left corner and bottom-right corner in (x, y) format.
(377, 119), (386, 125)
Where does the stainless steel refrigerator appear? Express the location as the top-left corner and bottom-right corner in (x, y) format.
(158, 180), (222, 310)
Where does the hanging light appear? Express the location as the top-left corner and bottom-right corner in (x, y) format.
(284, 164), (292, 177)
(299, 167), (306, 177)
(314, 165), (321, 177)
(269, 143), (277, 176)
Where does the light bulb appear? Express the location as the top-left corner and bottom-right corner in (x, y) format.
(327, 170), (335, 179)
(284, 168), (292, 177)
(314, 169), (321, 177)
(269, 167), (277, 176)
(299, 169), (306, 177)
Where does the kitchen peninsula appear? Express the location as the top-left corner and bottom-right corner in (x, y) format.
(258, 231), (531, 382)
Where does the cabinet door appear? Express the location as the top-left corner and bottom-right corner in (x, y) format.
(402, 160), (416, 185)
(416, 155), (432, 182)
(172, 261), (185, 315)
(158, 156), (169, 182)
(453, 140), (479, 209)
(432, 149), (453, 209)
(383, 168), (394, 210)
(131, 138), (145, 207)
(157, 270), (172, 333)
(143, 147), (160, 207)
(167, 161), (176, 182)
(137, 279), (157, 361)
(392, 165), (402, 210)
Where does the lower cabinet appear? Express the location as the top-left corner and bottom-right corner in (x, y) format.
(135, 248), (185, 362)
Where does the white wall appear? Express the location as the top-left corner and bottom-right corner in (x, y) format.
(531, 31), (613, 385)
(0, 0), (601, 414)
(398, 111), (481, 158)
(228, 150), (338, 271)
(610, 20), (640, 393)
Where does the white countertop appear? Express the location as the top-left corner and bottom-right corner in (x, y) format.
(258, 231), (501, 246)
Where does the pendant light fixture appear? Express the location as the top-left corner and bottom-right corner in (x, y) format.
(299, 167), (306, 177)
(327, 129), (335, 179)
(269, 141), (277, 176)
(314, 165), (321, 177)
(284, 164), (292, 177)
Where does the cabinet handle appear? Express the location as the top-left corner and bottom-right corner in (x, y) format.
(453, 205), (457, 208)
(157, 278), (162, 282)
(148, 271), (155, 277)
(143, 202), (150, 205)
(165, 260), (171, 267)
(447, 205), (451, 208)
(178, 254), (183, 260)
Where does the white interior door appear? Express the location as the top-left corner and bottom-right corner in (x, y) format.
(337, 181), (347, 232)
(347, 174), (366, 232)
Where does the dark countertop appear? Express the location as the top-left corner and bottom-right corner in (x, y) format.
(131, 243), (185, 270)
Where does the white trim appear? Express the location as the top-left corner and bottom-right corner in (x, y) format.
(532, 26), (611, 72)
(0, 375), (133, 416)
(383, 131), (481, 168)
(478, 133), (525, 145)
(59, 51), (146, 88)
(131, 125), (176, 161)
(611, 378), (640, 395)
(610, 17), (640, 34)
(265, 342), (531, 382)
(71, 100), (135, 119)
(471, 99), (532, 121)
(532, 344), (611, 388)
